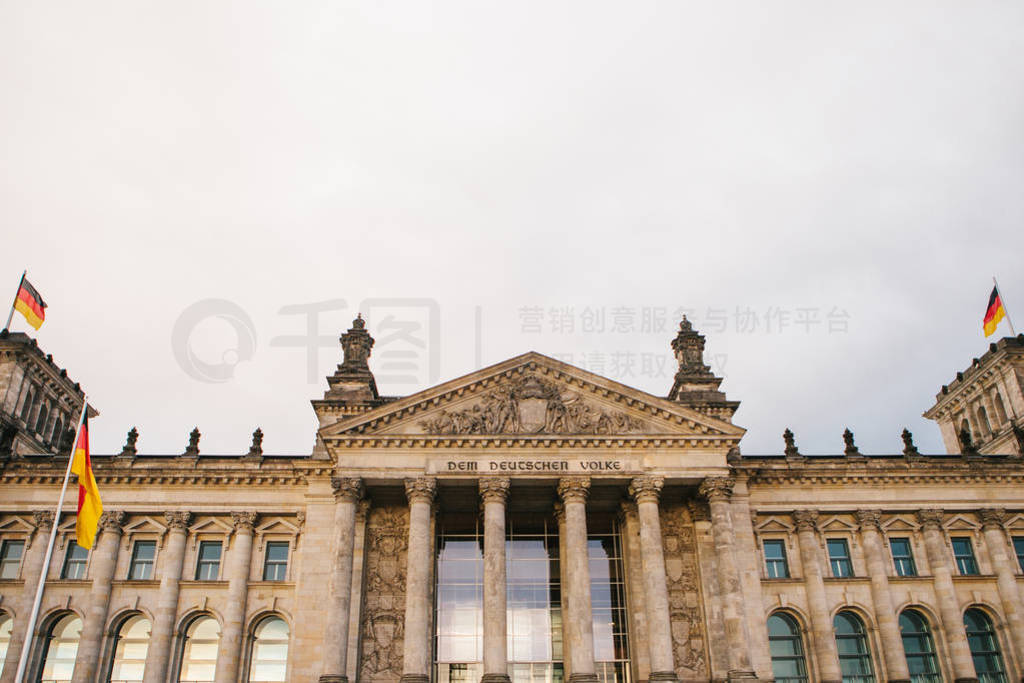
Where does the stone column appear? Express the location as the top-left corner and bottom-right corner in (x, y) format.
(214, 511), (257, 683)
(792, 510), (842, 683)
(916, 509), (978, 683)
(401, 477), (437, 683)
(321, 477), (365, 683)
(71, 510), (125, 683)
(0, 511), (53, 683)
(143, 511), (192, 683)
(618, 501), (650, 683)
(554, 502), (572, 680)
(558, 477), (598, 683)
(480, 477), (511, 683)
(698, 478), (756, 681)
(979, 509), (1024, 663)
(628, 476), (678, 683)
(855, 510), (910, 683)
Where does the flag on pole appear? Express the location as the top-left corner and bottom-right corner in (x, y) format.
(70, 415), (103, 549)
(983, 285), (1007, 337)
(13, 278), (46, 330)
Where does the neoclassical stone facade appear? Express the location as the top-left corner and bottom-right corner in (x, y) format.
(2, 322), (1024, 683)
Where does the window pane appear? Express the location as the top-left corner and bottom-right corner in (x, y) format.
(182, 617), (220, 682)
(41, 615), (82, 682)
(250, 617), (289, 682)
(0, 541), (25, 579)
(0, 615), (13, 678)
(112, 615), (150, 682)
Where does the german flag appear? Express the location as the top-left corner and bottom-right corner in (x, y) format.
(13, 278), (46, 330)
(983, 286), (1007, 337)
(70, 415), (103, 549)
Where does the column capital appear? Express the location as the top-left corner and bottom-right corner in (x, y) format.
(164, 511), (193, 531)
(32, 509), (55, 530)
(479, 477), (511, 505)
(332, 476), (365, 503)
(792, 509), (820, 532)
(557, 476), (591, 503)
(916, 508), (945, 531)
(855, 509), (883, 532)
(698, 476), (734, 502)
(628, 475), (664, 504)
(231, 511), (258, 532)
(979, 507), (1008, 530)
(99, 510), (126, 533)
(405, 477), (437, 505)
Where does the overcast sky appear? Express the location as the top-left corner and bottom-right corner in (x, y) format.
(2, 1), (1022, 456)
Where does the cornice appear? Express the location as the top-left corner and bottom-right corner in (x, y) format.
(0, 461), (335, 487)
(323, 435), (739, 449)
(748, 471), (1024, 486)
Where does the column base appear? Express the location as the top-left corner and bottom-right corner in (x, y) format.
(568, 674), (601, 683)
(953, 679), (979, 683)
(481, 675), (512, 683)
(319, 677), (348, 683)
(648, 672), (680, 682)
(725, 671), (759, 682)
(887, 679), (911, 683)
(400, 675), (431, 683)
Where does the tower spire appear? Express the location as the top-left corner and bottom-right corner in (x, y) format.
(667, 317), (739, 422)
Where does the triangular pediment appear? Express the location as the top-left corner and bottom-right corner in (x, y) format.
(321, 352), (744, 442)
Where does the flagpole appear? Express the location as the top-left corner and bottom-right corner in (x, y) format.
(994, 276), (1017, 336)
(12, 398), (88, 683)
(4, 270), (26, 332)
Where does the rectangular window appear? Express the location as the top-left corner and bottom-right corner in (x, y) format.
(827, 538), (853, 577)
(0, 540), (25, 579)
(889, 538), (917, 577)
(263, 541), (289, 581)
(128, 540), (156, 580)
(195, 541), (222, 580)
(952, 537), (979, 575)
(763, 539), (790, 578)
(61, 541), (89, 579)
(1013, 537), (1024, 573)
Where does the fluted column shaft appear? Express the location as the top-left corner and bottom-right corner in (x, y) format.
(917, 509), (978, 683)
(558, 477), (598, 683)
(214, 511), (257, 683)
(144, 512), (192, 683)
(481, 478), (511, 683)
(629, 476), (678, 682)
(321, 478), (364, 683)
(72, 511), (125, 683)
(792, 510), (842, 683)
(700, 478), (756, 681)
(401, 477), (437, 683)
(979, 509), (1024, 664)
(856, 510), (910, 683)
(0, 512), (53, 683)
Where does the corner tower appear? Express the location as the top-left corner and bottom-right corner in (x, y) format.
(666, 317), (739, 422)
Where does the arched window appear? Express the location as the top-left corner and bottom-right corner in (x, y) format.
(833, 611), (875, 683)
(180, 616), (220, 682)
(50, 416), (63, 449)
(19, 389), (34, 422)
(898, 610), (941, 683)
(963, 609), (1007, 683)
(977, 406), (992, 438)
(248, 616), (290, 682)
(767, 613), (807, 682)
(0, 613), (12, 677)
(993, 391), (1008, 426)
(34, 403), (49, 436)
(110, 615), (151, 682)
(40, 613), (82, 683)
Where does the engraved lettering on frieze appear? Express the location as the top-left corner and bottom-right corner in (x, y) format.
(420, 374), (645, 435)
(660, 503), (707, 678)
(360, 505), (409, 682)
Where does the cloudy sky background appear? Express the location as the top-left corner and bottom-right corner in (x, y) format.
(1, 1), (1022, 455)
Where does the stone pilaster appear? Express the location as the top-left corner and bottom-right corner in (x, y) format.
(978, 508), (1024, 665)
(558, 477), (598, 683)
(480, 477), (512, 683)
(618, 501), (651, 683)
(143, 511), (192, 683)
(855, 510), (910, 683)
(215, 511), (257, 683)
(0, 511), (53, 683)
(792, 510), (841, 683)
(320, 477), (365, 683)
(628, 475), (679, 682)
(401, 477), (437, 683)
(916, 509), (978, 683)
(699, 478), (756, 681)
(71, 510), (125, 683)
(554, 502), (572, 680)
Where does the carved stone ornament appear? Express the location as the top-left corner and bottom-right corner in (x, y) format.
(332, 476), (365, 502)
(231, 511), (258, 532)
(686, 499), (710, 523)
(164, 511), (193, 530)
(697, 476), (734, 502)
(783, 428), (800, 457)
(99, 510), (126, 532)
(248, 428), (264, 458)
(916, 509), (945, 530)
(792, 509), (820, 532)
(32, 509), (55, 530)
(901, 428), (920, 457)
(979, 508), (1008, 530)
(479, 477), (511, 504)
(404, 477), (437, 504)
(843, 428), (861, 457)
(120, 427), (139, 457)
(360, 505), (409, 682)
(183, 427), (201, 457)
(419, 374), (645, 435)
(855, 509), (882, 532)
(628, 475), (664, 504)
(557, 476), (591, 503)
(552, 501), (565, 523)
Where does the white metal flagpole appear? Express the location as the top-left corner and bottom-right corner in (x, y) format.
(994, 276), (1017, 336)
(12, 398), (88, 683)
(4, 270), (26, 332)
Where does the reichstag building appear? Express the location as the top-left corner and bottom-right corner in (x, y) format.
(1, 316), (1024, 683)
